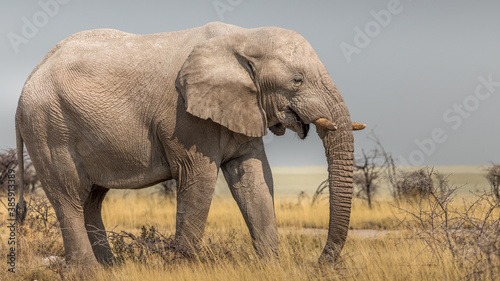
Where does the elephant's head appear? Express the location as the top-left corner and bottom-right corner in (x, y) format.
(176, 25), (364, 263)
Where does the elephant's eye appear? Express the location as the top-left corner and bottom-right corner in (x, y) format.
(292, 77), (303, 87)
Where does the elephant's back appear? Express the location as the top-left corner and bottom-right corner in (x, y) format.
(17, 22), (245, 142)
(23, 29), (129, 83)
(19, 29), (137, 113)
(22, 22), (244, 99)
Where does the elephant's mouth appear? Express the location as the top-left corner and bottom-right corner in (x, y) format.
(281, 107), (310, 139)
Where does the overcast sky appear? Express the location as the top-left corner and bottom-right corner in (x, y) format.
(1, 0), (499, 167)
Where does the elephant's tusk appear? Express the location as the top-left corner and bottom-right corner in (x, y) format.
(313, 118), (338, 131)
(313, 119), (366, 131)
(352, 122), (366, 131)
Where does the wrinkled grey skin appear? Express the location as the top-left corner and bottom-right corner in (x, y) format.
(16, 22), (354, 267)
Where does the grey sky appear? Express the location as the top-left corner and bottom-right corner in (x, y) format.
(1, 0), (499, 167)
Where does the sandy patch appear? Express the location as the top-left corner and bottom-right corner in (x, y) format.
(278, 227), (399, 238)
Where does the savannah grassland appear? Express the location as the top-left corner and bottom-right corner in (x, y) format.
(1, 166), (499, 280)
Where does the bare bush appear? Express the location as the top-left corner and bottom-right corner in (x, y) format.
(353, 149), (382, 208)
(109, 225), (176, 263)
(0, 149), (17, 191)
(398, 176), (500, 280)
(485, 163), (500, 201)
(367, 133), (442, 202)
(396, 168), (435, 199)
(108, 225), (240, 264)
(365, 132), (405, 202)
(18, 196), (63, 257)
(0, 148), (40, 193)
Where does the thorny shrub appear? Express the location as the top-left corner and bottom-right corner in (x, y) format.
(11, 196), (67, 280)
(397, 168), (435, 199)
(18, 196), (63, 258)
(108, 225), (246, 265)
(398, 173), (500, 281)
(485, 163), (500, 201)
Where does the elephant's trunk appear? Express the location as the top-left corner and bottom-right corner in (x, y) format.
(316, 78), (354, 264)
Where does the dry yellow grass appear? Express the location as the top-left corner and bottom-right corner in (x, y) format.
(101, 192), (399, 233)
(1, 193), (498, 281)
(1, 165), (498, 280)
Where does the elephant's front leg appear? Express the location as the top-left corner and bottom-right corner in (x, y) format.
(221, 140), (279, 258)
(174, 164), (218, 255)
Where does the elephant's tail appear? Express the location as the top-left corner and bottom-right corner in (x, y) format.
(15, 116), (27, 224)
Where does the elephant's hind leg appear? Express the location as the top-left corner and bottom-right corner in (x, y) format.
(42, 175), (98, 267)
(84, 185), (116, 265)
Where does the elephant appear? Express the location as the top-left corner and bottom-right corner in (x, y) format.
(15, 22), (365, 267)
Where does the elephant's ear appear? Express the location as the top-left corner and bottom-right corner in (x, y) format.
(176, 33), (267, 137)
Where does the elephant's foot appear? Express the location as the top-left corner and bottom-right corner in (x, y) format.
(253, 236), (279, 260)
(53, 257), (100, 280)
(65, 250), (100, 268)
(172, 234), (202, 260)
(95, 250), (117, 266)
